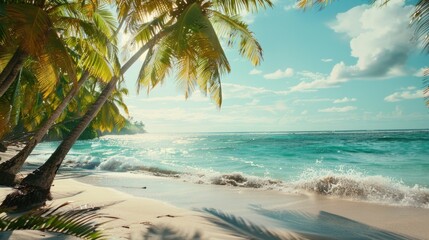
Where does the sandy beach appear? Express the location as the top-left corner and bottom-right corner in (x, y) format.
(2, 137), (429, 240)
(0, 167), (428, 239)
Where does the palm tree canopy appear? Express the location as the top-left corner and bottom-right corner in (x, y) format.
(125, 0), (273, 107)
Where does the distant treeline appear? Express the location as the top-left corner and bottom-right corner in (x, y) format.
(45, 120), (146, 141)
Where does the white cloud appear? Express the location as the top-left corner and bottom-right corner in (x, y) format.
(321, 58), (333, 62)
(222, 83), (288, 99)
(414, 68), (428, 77)
(288, 76), (345, 93)
(333, 97), (357, 103)
(384, 88), (427, 102)
(264, 68), (294, 79)
(297, 71), (327, 81)
(285, 0), (417, 94)
(319, 106), (357, 113)
(328, 0), (414, 81)
(249, 69), (262, 75)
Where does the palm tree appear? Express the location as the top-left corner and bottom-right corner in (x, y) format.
(0, 1), (77, 97)
(411, 0), (429, 105)
(1, 0), (273, 209)
(0, 2), (120, 186)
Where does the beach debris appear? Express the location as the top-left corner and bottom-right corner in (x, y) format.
(122, 186), (147, 189)
(140, 221), (153, 226)
(156, 214), (177, 218)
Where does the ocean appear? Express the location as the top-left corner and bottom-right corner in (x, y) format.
(29, 129), (429, 208)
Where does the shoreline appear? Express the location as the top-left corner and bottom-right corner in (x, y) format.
(0, 178), (256, 239)
(0, 170), (428, 239)
(80, 171), (429, 239)
(1, 145), (429, 239)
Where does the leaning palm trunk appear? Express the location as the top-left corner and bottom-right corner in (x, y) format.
(0, 48), (28, 98)
(0, 71), (90, 186)
(0, 32), (166, 209)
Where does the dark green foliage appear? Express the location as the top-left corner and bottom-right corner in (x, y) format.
(102, 120), (146, 136)
(46, 119), (100, 141)
(0, 202), (113, 240)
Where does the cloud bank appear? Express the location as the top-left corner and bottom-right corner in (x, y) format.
(287, 0), (416, 94)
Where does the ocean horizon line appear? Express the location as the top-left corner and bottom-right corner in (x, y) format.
(137, 128), (429, 135)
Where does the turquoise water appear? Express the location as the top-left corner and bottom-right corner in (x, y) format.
(30, 130), (429, 208)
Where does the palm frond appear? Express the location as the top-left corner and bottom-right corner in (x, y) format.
(197, 56), (223, 106)
(176, 49), (198, 99)
(31, 53), (59, 98)
(136, 37), (173, 93)
(296, 0), (334, 9)
(8, 68), (21, 127)
(92, 4), (117, 43)
(201, 208), (293, 240)
(212, 0), (273, 15)
(122, 0), (172, 33)
(0, 49), (13, 72)
(5, 4), (51, 55)
(211, 11), (262, 66)
(79, 43), (115, 82)
(93, 99), (127, 132)
(130, 14), (168, 48)
(0, 202), (115, 239)
(422, 68), (429, 106)
(412, 0), (429, 53)
(0, 88), (12, 139)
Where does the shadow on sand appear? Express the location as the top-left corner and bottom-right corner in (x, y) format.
(250, 205), (413, 240)
(193, 206), (414, 240)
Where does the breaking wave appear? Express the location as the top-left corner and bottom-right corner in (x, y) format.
(196, 170), (429, 209)
(61, 158), (429, 209)
(291, 169), (429, 208)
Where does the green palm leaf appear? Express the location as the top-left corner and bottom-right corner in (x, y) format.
(4, 4), (50, 55)
(212, 0), (273, 15)
(136, 37), (173, 93)
(211, 11), (263, 66)
(0, 202), (115, 240)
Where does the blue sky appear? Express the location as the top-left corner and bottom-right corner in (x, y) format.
(122, 0), (429, 133)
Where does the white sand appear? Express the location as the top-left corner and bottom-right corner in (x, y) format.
(0, 178), (299, 239)
(77, 172), (429, 240)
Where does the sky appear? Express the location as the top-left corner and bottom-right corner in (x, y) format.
(121, 0), (429, 133)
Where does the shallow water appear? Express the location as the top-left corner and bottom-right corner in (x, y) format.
(30, 129), (429, 208)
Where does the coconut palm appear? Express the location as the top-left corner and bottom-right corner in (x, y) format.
(0, 1), (119, 186)
(1, 0), (273, 209)
(0, 1), (78, 97)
